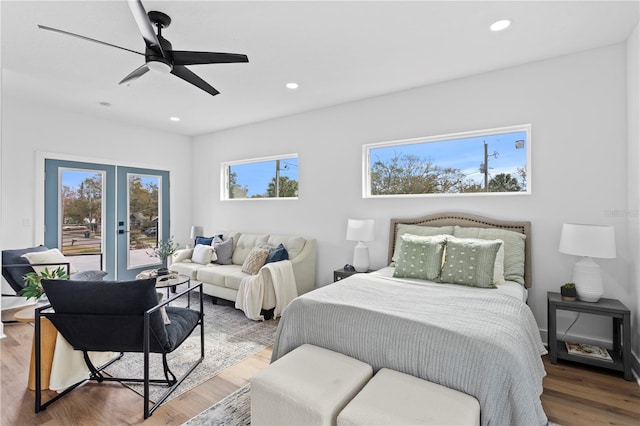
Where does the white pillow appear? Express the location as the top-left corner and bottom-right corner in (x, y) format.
(21, 248), (77, 275)
(172, 248), (194, 263)
(191, 244), (217, 264)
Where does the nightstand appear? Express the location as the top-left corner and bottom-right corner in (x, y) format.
(333, 268), (369, 282)
(547, 291), (631, 380)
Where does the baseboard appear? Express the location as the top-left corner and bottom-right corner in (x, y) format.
(540, 328), (640, 384)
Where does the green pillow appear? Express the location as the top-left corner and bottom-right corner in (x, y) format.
(439, 237), (501, 288)
(391, 225), (454, 263)
(393, 234), (446, 281)
(453, 226), (526, 285)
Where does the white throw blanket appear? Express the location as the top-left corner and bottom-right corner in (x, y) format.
(236, 260), (298, 320)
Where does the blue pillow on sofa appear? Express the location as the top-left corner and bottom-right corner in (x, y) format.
(265, 244), (289, 264)
(195, 236), (214, 246)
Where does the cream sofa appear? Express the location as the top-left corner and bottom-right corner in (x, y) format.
(169, 232), (316, 308)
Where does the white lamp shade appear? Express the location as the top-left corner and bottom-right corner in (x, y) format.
(559, 223), (616, 302)
(346, 219), (375, 242)
(190, 225), (204, 240)
(558, 224), (616, 259)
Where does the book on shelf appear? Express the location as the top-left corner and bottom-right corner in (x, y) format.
(565, 342), (613, 362)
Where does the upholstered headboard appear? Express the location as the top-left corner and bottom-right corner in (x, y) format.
(388, 212), (532, 288)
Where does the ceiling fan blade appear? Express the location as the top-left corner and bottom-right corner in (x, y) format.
(37, 25), (143, 56)
(127, 0), (165, 57)
(172, 51), (249, 66)
(171, 66), (220, 96)
(119, 64), (150, 85)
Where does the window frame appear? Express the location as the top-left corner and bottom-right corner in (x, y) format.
(221, 153), (299, 201)
(363, 124), (531, 198)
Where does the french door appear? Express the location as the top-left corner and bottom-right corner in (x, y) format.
(44, 159), (170, 280)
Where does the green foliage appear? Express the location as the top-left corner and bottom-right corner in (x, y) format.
(488, 173), (522, 192)
(128, 176), (159, 222)
(562, 283), (576, 289)
(147, 236), (179, 264)
(265, 176), (298, 198)
(370, 153), (483, 195)
(62, 175), (102, 226)
(22, 267), (69, 300)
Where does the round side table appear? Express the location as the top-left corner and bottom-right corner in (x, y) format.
(14, 306), (58, 390)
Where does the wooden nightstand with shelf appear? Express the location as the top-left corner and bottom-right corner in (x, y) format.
(547, 291), (631, 380)
(333, 268), (370, 282)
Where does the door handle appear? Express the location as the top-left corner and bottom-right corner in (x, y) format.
(118, 230), (130, 235)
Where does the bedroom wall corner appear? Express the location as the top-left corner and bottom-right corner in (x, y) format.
(626, 20), (640, 378)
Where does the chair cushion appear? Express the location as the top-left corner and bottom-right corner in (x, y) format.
(42, 278), (175, 353)
(1, 245), (48, 293)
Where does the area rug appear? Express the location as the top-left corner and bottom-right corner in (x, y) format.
(104, 294), (277, 403)
(183, 384), (251, 426)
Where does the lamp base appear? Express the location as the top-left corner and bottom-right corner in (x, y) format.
(572, 257), (603, 302)
(353, 242), (370, 273)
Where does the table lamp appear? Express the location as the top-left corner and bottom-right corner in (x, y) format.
(346, 219), (375, 272)
(190, 225), (203, 248)
(558, 223), (616, 302)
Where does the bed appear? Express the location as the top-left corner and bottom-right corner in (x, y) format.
(271, 212), (548, 426)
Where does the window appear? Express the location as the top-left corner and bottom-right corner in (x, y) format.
(364, 125), (530, 197)
(222, 154), (299, 200)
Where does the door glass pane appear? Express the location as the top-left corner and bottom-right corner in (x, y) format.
(128, 174), (161, 269)
(60, 169), (104, 271)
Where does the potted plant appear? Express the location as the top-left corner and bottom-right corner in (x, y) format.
(22, 266), (69, 300)
(561, 282), (577, 301)
(147, 236), (178, 275)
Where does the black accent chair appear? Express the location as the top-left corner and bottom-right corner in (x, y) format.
(2, 246), (104, 296)
(35, 278), (204, 419)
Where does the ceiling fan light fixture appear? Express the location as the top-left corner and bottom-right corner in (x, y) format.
(490, 19), (511, 32)
(147, 60), (173, 74)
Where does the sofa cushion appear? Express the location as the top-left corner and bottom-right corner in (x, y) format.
(232, 234), (269, 265)
(196, 264), (243, 287)
(170, 262), (208, 280)
(224, 270), (251, 290)
(266, 236), (305, 260)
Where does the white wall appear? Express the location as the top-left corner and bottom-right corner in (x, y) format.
(193, 43), (633, 350)
(0, 97), (194, 275)
(627, 21), (640, 370)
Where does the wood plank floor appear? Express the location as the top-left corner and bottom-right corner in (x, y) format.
(2, 321), (639, 425)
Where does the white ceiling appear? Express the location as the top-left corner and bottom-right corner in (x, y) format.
(2, 1), (639, 137)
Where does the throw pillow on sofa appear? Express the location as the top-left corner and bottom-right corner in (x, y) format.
(192, 244), (217, 264)
(265, 243), (289, 264)
(241, 247), (270, 275)
(213, 237), (234, 265)
(195, 236), (214, 246)
(22, 248), (77, 275)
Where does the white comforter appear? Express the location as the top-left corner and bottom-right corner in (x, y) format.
(236, 260), (298, 320)
(272, 272), (548, 426)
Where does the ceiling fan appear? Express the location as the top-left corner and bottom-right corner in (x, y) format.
(38, 0), (248, 96)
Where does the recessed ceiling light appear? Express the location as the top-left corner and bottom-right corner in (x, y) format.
(490, 19), (511, 32)
(286, 82), (299, 90)
(170, 117), (180, 122)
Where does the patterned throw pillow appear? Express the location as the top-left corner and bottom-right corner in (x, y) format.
(393, 234), (446, 281)
(439, 237), (501, 288)
(241, 247), (270, 275)
(453, 226), (526, 285)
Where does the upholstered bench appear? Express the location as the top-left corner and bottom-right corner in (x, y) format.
(251, 344), (373, 426)
(337, 368), (480, 426)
